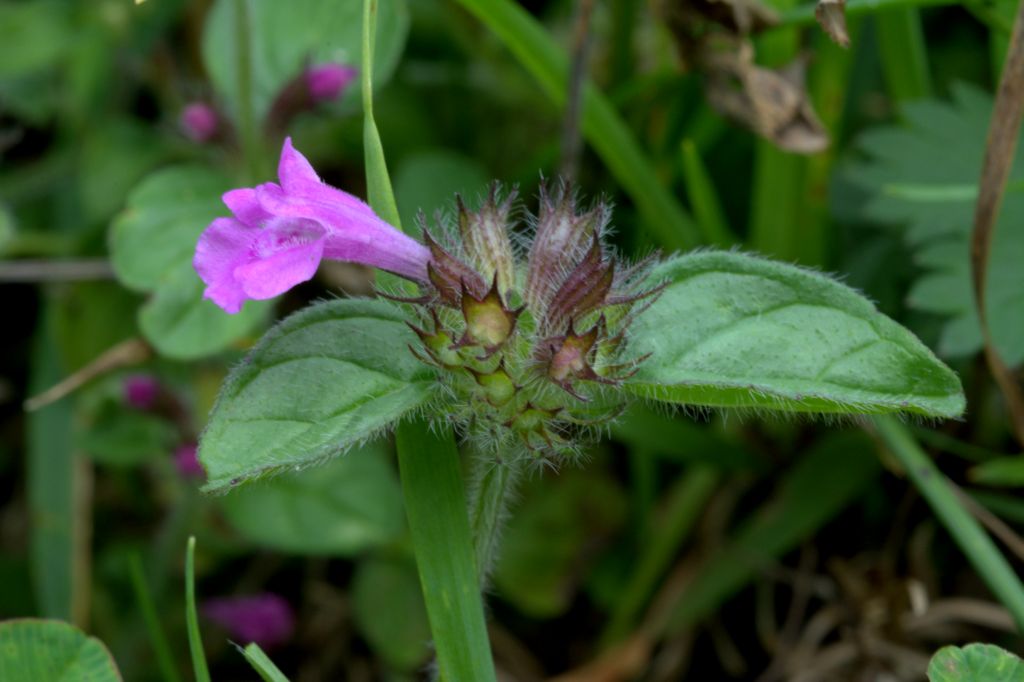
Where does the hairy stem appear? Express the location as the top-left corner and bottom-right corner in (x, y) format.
(468, 453), (523, 586)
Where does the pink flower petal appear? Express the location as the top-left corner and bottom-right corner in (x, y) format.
(194, 217), (257, 314)
(223, 188), (272, 227)
(233, 218), (326, 300)
(277, 137), (322, 195)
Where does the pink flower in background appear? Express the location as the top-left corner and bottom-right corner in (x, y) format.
(194, 137), (430, 313)
(123, 374), (160, 409)
(203, 593), (295, 648)
(179, 102), (219, 142)
(305, 63), (358, 102)
(174, 444), (204, 480)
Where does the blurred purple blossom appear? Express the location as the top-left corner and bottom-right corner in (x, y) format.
(122, 374), (160, 409)
(179, 102), (219, 142)
(193, 137), (430, 313)
(305, 63), (357, 102)
(203, 593), (295, 648)
(174, 444), (204, 480)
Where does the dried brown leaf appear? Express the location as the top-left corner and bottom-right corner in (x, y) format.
(815, 0), (850, 48)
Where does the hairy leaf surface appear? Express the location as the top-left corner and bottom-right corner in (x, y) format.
(625, 251), (964, 417)
(199, 299), (434, 491)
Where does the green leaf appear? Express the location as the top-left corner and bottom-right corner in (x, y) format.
(239, 643), (290, 682)
(970, 456), (1024, 487)
(202, 0), (409, 124)
(198, 298), (435, 491)
(138, 264), (266, 360)
(842, 83), (1024, 363)
(81, 406), (177, 467)
(352, 556), (431, 671)
(928, 643), (1024, 682)
(624, 250), (964, 417)
(0, 2), (70, 79)
(494, 467), (627, 618)
(0, 619), (121, 682)
(110, 166), (268, 359)
(219, 440), (403, 555)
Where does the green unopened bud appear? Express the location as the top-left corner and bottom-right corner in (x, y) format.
(472, 364), (516, 406)
(461, 280), (517, 349)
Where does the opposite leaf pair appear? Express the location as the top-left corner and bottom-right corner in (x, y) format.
(194, 140), (964, 490)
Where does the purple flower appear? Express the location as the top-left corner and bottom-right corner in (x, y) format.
(194, 138), (430, 313)
(174, 444), (205, 480)
(305, 63), (358, 102)
(123, 374), (160, 410)
(179, 102), (219, 142)
(203, 593), (295, 649)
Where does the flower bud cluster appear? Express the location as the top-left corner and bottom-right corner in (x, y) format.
(402, 185), (658, 463)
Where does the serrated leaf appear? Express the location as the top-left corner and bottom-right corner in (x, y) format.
(928, 643), (1024, 682)
(624, 251), (964, 417)
(201, 0), (409, 124)
(0, 619), (121, 682)
(352, 555), (431, 671)
(841, 83), (1024, 363)
(220, 439), (403, 555)
(110, 166), (268, 359)
(198, 298), (435, 491)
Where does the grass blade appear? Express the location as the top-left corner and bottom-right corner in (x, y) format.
(876, 8), (932, 101)
(239, 643), (290, 682)
(128, 553), (181, 682)
(185, 536), (211, 682)
(396, 420), (496, 681)
(454, 0), (701, 250)
(680, 140), (737, 247)
(872, 416), (1024, 631)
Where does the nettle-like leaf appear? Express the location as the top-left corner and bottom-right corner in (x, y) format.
(842, 83), (1024, 363)
(202, 0), (409, 123)
(219, 439), (404, 555)
(198, 299), (436, 491)
(0, 619), (121, 682)
(928, 643), (1024, 682)
(110, 166), (268, 359)
(625, 251), (964, 417)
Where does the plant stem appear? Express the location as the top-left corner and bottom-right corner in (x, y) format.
(234, 0), (263, 182)
(128, 553), (181, 682)
(777, 0), (956, 27)
(871, 416), (1024, 631)
(396, 421), (496, 681)
(184, 536), (211, 682)
(467, 456), (523, 585)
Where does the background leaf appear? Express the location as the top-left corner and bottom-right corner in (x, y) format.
(0, 619), (121, 682)
(110, 165), (268, 359)
(841, 83), (1024, 363)
(352, 555), (431, 672)
(625, 250), (964, 417)
(394, 150), (490, 230)
(202, 0), (409, 123)
(928, 643), (1024, 682)
(198, 298), (435, 490)
(219, 439), (404, 555)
